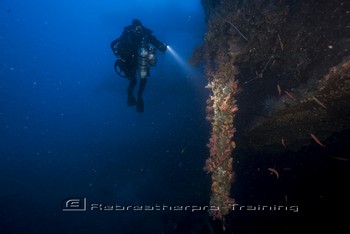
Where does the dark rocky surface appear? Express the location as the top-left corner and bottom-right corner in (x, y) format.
(193, 1), (350, 233)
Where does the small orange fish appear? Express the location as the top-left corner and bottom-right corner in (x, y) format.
(268, 168), (279, 180)
(331, 157), (349, 161)
(284, 90), (296, 100)
(311, 96), (327, 109)
(310, 133), (326, 147)
(277, 84), (282, 95)
(284, 194), (288, 205)
(231, 141), (236, 149)
(281, 137), (286, 148)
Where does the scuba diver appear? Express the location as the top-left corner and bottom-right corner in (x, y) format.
(111, 19), (167, 113)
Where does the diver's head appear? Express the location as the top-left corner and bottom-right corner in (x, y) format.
(132, 19), (142, 27)
(132, 19), (143, 34)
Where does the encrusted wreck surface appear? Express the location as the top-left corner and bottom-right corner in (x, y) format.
(197, 0), (350, 154)
(194, 0), (349, 232)
(243, 57), (350, 153)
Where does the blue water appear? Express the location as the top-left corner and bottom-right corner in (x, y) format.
(0, 1), (210, 233)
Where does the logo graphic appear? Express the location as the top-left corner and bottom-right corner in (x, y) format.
(62, 198), (87, 211)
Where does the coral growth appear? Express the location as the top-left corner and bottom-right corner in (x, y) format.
(198, 6), (242, 220)
(198, 0), (350, 155)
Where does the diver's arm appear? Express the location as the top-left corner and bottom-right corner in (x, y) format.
(148, 34), (167, 52)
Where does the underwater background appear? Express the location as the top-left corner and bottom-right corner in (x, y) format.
(1, 0), (211, 233)
(1, 0), (349, 233)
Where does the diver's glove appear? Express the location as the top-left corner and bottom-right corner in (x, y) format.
(158, 43), (167, 53)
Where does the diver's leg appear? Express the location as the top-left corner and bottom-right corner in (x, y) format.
(137, 78), (147, 98)
(127, 77), (137, 106)
(136, 78), (147, 113)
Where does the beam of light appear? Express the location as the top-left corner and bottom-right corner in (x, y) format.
(166, 45), (193, 74)
(165, 45), (207, 92)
